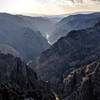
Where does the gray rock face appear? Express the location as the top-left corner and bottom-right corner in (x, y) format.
(60, 59), (100, 100)
(50, 13), (100, 44)
(0, 52), (37, 88)
(0, 13), (50, 62)
(36, 21), (100, 85)
(0, 53), (56, 100)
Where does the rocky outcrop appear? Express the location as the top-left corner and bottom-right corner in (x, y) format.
(0, 53), (56, 100)
(59, 59), (100, 100)
(36, 21), (100, 85)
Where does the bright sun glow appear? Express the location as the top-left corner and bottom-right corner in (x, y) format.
(0, 0), (100, 15)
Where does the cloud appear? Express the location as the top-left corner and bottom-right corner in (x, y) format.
(61, 0), (100, 5)
(0, 0), (100, 15)
(58, 0), (100, 9)
(60, 0), (100, 14)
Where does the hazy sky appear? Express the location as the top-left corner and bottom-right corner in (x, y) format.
(0, 0), (100, 15)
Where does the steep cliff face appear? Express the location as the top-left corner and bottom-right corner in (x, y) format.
(50, 13), (100, 44)
(36, 21), (100, 85)
(60, 59), (100, 100)
(0, 53), (56, 100)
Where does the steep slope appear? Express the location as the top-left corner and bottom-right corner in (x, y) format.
(21, 16), (55, 39)
(36, 21), (100, 85)
(0, 13), (49, 62)
(50, 13), (100, 44)
(58, 59), (100, 100)
(0, 53), (56, 100)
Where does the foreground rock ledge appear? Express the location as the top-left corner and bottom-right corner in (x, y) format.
(0, 53), (56, 100)
(57, 59), (100, 100)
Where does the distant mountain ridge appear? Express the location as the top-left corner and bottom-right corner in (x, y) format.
(19, 15), (55, 39)
(49, 12), (100, 44)
(0, 13), (50, 62)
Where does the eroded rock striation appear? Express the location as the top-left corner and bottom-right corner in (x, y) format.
(60, 59), (100, 100)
